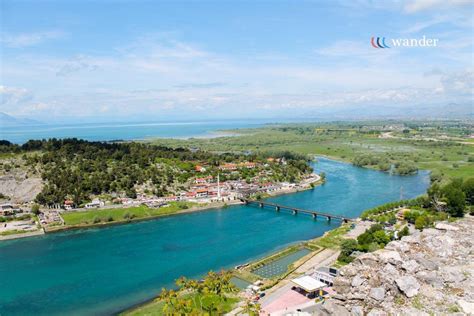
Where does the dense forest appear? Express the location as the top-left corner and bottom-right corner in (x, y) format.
(0, 139), (312, 206)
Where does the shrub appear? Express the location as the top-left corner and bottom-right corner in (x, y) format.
(177, 203), (189, 210)
(31, 204), (40, 215)
(373, 230), (390, 245)
(415, 215), (431, 230)
(398, 226), (410, 239)
(338, 239), (358, 263)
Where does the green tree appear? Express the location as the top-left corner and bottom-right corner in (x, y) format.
(31, 204), (40, 215)
(398, 226), (409, 239)
(462, 178), (474, 205)
(373, 230), (390, 246)
(415, 215), (430, 230)
(442, 181), (466, 217)
(357, 231), (374, 246)
(338, 239), (358, 263)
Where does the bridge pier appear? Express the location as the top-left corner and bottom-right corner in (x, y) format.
(292, 209), (297, 215)
(275, 206), (280, 212)
(327, 216), (331, 222)
(312, 213), (317, 220)
(259, 203), (264, 208)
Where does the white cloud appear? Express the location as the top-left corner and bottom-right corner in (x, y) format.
(1, 32), (472, 119)
(1, 30), (65, 48)
(437, 70), (474, 95)
(314, 40), (398, 64)
(56, 55), (100, 77)
(404, 0), (472, 13)
(0, 86), (33, 105)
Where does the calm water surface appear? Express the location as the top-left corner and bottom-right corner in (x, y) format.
(0, 120), (266, 144)
(0, 158), (430, 315)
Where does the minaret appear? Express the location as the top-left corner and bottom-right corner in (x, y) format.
(217, 173), (221, 199)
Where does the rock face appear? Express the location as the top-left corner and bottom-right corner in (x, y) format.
(395, 276), (420, 298)
(318, 218), (474, 315)
(0, 174), (43, 203)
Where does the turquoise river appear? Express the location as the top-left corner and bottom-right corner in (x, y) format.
(0, 158), (430, 315)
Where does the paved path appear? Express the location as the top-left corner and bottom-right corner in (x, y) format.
(295, 248), (339, 274)
(344, 220), (371, 239)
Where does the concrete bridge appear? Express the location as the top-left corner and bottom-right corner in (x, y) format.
(241, 199), (353, 223)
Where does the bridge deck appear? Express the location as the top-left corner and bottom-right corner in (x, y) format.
(242, 199), (352, 222)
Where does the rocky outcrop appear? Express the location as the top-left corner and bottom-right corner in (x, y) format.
(0, 173), (42, 203)
(318, 217), (474, 315)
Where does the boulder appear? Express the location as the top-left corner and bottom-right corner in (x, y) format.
(457, 299), (474, 315)
(414, 256), (439, 271)
(356, 253), (379, 266)
(340, 265), (358, 277)
(401, 235), (420, 244)
(427, 235), (455, 257)
(369, 287), (385, 301)
(395, 276), (420, 298)
(351, 275), (366, 287)
(416, 270), (444, 288)
(385, 240), (410, 253)
(377, 250), (402, 265)
(350, 305), (364, 316)
(402, 260), (419, 274)
(347, 293), (366, 301)
(440, 265), (466, 283)
(400, 307), (430, 316)
(435, 223), (460, 231)
(320, 300), (351, 316)
(333, 277), (352, 294)
(314, 218), (473, 316)
(366, 309), (388, 316)
(382, 263), (400, 281)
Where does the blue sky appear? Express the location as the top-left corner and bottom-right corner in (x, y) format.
(1, 0), (472, 121)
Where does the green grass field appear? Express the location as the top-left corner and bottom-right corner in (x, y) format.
(149, 124), (473, 180)
(311, 224), (352, 249)
(62, 202), (197, 226)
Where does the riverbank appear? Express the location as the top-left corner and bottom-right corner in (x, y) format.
(46, 174), (321, 233)
(0, 174), (323, 241)
(122, 220), (357, 315)
(0, 228), (44, 241)
(45, 200), (243, 233)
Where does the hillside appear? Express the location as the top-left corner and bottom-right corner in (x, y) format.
(318, 217), (474, 315)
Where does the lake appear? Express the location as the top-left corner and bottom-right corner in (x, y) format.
(0, 120), (269, 144)
(0, 158), (430, 315)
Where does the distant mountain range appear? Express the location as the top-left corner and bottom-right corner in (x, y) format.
(299, 103), (473, 121)
(1, 103), (471, 127)
(0, 112), (43, 126)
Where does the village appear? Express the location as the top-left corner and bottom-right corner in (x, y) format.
(0, 159), (321, 236)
